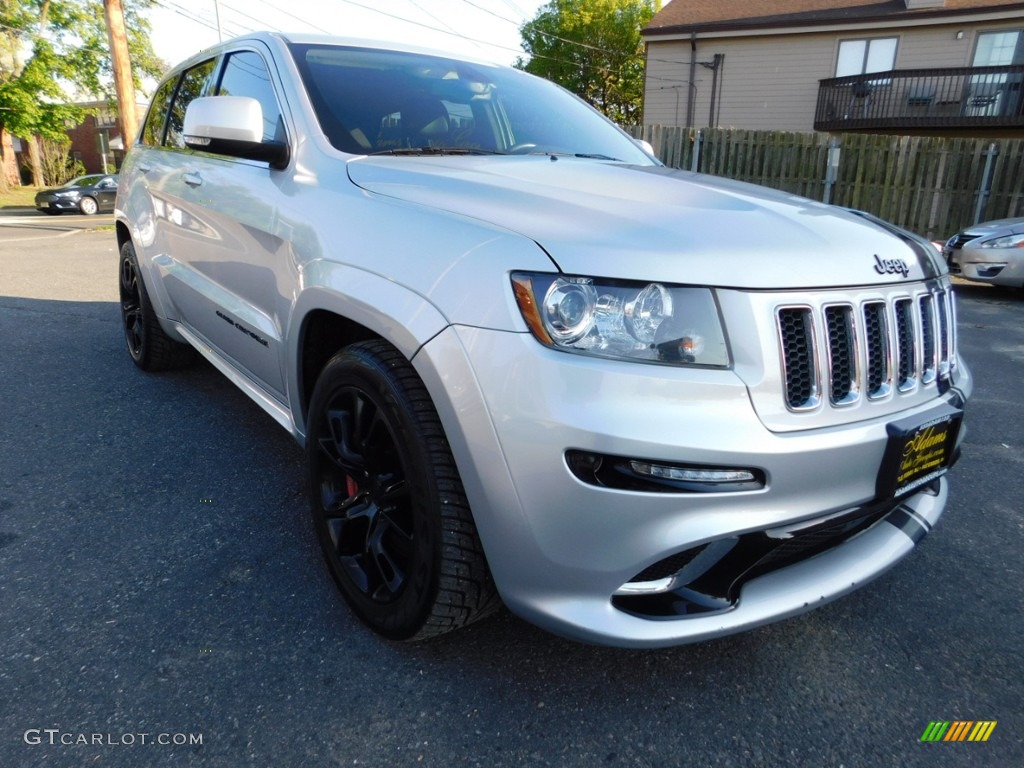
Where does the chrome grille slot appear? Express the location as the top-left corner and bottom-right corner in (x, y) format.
(824, 305), (857, 405)
(777, 307), (819, 410)
(919, 294), (936, 384)
(937, 289), (951, 378)
(894, 298), (916, 392)
(863, 301), (891, 399)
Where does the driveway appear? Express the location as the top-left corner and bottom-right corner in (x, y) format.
(0, 233), (1021, 767)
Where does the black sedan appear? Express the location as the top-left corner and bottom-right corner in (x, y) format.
(34, 174), (118, 216)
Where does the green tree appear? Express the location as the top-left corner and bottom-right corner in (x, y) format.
(0, 0), (164, 188)
(516, 0), (658, 124)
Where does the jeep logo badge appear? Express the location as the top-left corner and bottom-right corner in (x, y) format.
(873, 254), (911, 278)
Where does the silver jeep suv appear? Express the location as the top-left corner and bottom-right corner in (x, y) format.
(116, 33), (970, 647)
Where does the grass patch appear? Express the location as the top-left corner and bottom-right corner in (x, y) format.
(90, 224), (115, 232)
(0, 185), (40, 209)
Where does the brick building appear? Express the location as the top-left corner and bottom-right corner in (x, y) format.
(66, 100), (148, 173)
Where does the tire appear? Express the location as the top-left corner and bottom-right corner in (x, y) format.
(307, 340), (499, 641)
(79, 196), (99, 215)
(118, 240), (196, 371)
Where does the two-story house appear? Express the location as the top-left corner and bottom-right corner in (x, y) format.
(642, 0), (1024, 136)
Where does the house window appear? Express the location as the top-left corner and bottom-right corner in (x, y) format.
(967, 30), (1023, 116)
(836, 37), (898, 77)
(95, 108), (117, 128)
(973, 30), (1023, 66)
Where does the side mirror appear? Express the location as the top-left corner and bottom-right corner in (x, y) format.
(633, 138), (656, 157)
(183, 96), (289, 169)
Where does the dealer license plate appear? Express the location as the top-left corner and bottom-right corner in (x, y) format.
(876, 405), (963, 500)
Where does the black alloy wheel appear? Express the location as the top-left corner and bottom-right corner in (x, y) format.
(120, 251), (145, 360)
(118, 241), (196, 371)
(307, 340), (498, 641)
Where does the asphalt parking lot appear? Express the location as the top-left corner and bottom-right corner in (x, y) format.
(1, 227), (1021, 767)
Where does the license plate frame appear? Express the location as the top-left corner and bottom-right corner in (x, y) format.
(876, 405), (963, 500)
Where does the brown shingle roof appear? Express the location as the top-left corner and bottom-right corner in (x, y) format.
(646, 0), (1024, 35)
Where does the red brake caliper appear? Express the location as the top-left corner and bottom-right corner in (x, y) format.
(346, 476), (359, 497)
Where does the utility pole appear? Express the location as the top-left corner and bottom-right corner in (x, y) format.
(213, 0), (224, 42)
(103, 0), (139, 157)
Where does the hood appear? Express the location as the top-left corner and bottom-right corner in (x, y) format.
(962, 217), (1024, 237)
(347, 156), (942, 290)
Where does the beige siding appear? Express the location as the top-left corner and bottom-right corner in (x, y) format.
(644, 20), (1023, 131)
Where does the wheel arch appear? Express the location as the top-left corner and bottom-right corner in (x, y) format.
(115, 221), (132, 251)
(297, 310), (379, 426)
(290, 271), (449, 437)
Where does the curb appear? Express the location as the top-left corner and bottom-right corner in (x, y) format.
(0, 227), (82, 244)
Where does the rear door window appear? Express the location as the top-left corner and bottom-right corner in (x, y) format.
(141, 76), (178, 146)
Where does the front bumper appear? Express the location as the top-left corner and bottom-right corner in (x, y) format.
(946, 246), (1024, 287)
(36, 198), (81, 212)
(414, 325), (971, 648)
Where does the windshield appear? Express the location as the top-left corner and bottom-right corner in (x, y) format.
(64, 175), (104, 188)
(288, 44), (653, 164)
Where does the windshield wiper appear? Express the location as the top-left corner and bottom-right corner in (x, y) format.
(573, 153), (622, 161)
(368, 147), (508, 156)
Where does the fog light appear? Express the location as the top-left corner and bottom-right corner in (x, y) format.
(629, 461), (755, 483)
(566, 450), (765, 493)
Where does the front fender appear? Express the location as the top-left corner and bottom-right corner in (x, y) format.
(286, 264), (450, 438)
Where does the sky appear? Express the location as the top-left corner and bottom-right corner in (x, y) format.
(146, 0), (553, 74)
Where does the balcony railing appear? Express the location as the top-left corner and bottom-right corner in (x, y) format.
(815, 65), (1024, 132)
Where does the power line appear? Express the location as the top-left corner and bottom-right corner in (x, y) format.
(247, 0), (331, 34)
(219, 1), (289, 35)
(152, 0), (688, 88)
(154, 0), (248, 39)
(497, 0), (532, 18)
(458, 0), (690, 72)
(407, 0), (488, 54)
(458, 0), (520, 26)
(336, 0), (520, 59)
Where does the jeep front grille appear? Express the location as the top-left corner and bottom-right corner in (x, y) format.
(777, 287), (955, 411)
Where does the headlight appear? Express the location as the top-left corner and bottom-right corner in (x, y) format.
(53, 191), (80, 198)
(978, 233), (1024, 249)
(511, 272), (729, 366)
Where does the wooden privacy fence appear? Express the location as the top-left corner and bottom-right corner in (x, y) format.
(627, 125), (1024, 240)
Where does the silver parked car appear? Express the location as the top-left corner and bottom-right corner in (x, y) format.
(116, 33), (971, 647)
(944, 216), (1024, 289)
